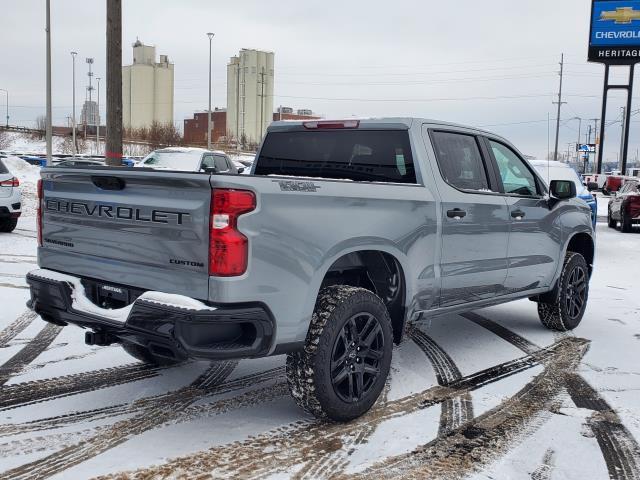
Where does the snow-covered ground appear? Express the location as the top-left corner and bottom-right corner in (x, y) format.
(0, 160), (638, 479)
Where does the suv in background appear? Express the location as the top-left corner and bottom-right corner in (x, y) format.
(0, 159), (21, 232)
(138, 147), (244, 174)
(531, 160), (597, 228)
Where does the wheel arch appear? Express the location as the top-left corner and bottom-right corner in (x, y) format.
(305, 243), (412, 345)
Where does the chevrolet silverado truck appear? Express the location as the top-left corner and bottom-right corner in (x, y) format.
(26, 118), (595, 421)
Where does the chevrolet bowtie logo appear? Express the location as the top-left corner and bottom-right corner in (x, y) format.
(600, 6), (640, 24)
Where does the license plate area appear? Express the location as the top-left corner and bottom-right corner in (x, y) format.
(81, 278), (145, 309)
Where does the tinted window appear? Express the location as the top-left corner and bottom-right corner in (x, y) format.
(0, 160), (8, 174)
(490, 141), (539, 196)
(214, 155), (229, 172)
(255, 130), (416, 183)
(201, 154), (215, 170)
(430, 131), (489, 191)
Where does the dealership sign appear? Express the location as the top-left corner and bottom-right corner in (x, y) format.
(589, 0), (640, 63)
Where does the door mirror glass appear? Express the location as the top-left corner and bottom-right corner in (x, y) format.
(549, 180), (576, 200)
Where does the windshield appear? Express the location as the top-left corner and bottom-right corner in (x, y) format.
(533, 164), (584, 193)
(141, 151), (203, 171)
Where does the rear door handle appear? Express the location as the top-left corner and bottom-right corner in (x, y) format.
(511, 209), (525, 220)
(447, 208), (467, 219)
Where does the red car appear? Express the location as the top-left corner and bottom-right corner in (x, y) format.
(603, 175), (625, 195)
(608, 179), (640, 232)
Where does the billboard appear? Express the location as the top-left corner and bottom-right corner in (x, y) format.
(589, 0), (640, 63)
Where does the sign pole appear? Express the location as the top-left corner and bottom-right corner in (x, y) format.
(621, 64), (635, 175)
(596, 64), (609, 175)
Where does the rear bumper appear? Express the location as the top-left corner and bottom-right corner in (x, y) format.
(26, 269), (275, 361)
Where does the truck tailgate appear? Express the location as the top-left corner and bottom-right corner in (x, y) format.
(39, 168), (212, 299)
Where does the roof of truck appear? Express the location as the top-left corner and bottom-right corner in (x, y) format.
(269, 117), (496, 136)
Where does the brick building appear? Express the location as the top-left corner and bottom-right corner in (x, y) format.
(183, 109), (227, 145)
(183, 108), (320, 146)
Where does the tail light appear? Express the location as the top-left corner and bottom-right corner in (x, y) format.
(209, 189), (256, 276)
(0, 177), (19, 187)
(37, 179), (43, 247)
(629, 195), (640, 218)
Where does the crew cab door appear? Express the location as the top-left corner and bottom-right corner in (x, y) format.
(484, 138), (560, 292)
(427, 129), (510, 307)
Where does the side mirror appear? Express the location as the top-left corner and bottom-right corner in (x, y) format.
(549, 180), (576, 200)
(587, 182), (599, 192)
(203, 166), (217, 174)
(237, 167), (245, 174)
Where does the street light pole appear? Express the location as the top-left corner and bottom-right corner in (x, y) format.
(0, 89), (8, 127)
(71, 51), (78, 156)
(572, 117), (582, 163)
(45, 0), (52, 166)
(96, 77), (101, 155)
(207, 32), (214, 150)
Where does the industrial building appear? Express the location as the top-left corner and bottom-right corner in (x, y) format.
(226, 49), (274, 146)
(80, 100), (98, 126)
(122, 40), (174, 130)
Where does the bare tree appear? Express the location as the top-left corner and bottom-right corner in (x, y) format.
(32, 116), (47, 139)
(0, 129), (12, 150)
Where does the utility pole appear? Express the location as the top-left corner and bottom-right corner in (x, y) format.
(45, 0), (52, 166)
(207, 32), (214, 150)
(85, 57), (93, 142)
(71, 51), (77, 156)
(259, 67), (265, 141)
(572, 117), (582, 163)
(619, 106), (626, 173)
(106, 0), (122, 166)
(553, 53), (566, 161)
(96, 77), (101, 155)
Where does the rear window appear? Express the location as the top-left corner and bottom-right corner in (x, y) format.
(0, 160), (7, 174)
(255, 130), (416, 183)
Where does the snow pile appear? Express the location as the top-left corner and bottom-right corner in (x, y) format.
(3, 155), (40, 217)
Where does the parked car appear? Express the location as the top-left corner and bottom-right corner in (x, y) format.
(55, 159), (105, 168)
(603, 175), (630, 195)
(531, 160), (597, 228)
(0, 158), (21, 232)
(608, 179), (640, 232)
(27, 118), (594, 422)
(137, 147), (244, 174)
(582, 173), (607, 190)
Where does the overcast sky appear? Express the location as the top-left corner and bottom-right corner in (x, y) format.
(1, 0), (638, 161)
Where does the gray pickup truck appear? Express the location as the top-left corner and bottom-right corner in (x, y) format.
(27, 118), (594, 421)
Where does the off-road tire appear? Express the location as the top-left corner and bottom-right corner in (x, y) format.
(286, 285), (393, 422)
(121, 342), (183, 367)
(607, 208), (617, 228)
(0, 218), (18, 233)
(621, 208), (633, 233)
(537, 252), (589, 331)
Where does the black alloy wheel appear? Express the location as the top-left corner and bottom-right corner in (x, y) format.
(330, 312), (385, 403)
(564, 264), (587, 322)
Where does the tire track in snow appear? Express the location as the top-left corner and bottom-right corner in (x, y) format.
(0, 365), (285, 438)
(293, 381), (392, 480)
(0, 363), (162, 411)
(1, 361), (239, 480)
(343, 337), (589, 480)
(409, 327), (474, 436)
(0, 311), (37, 348)
(0, 323), (63, 386)
(530, 448), (555, 480)
(90, 338), (586, 480)
(463, 311), (640, 480)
